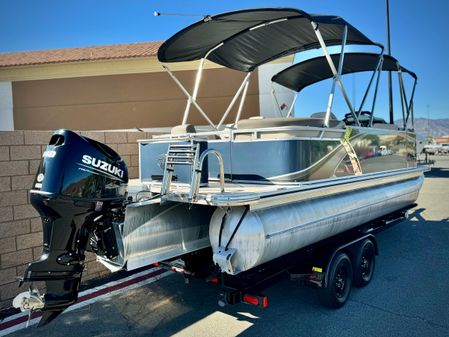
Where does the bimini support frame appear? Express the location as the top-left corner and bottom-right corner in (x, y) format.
(286, 92), (298, 118)
(162, 42), (254, 130)
(398, 69), (407, 128)
(217, 72), (252, 129)
(311, 22), (360, 127)
(357, 55), (384, 116)
(182, 43), (223, 126)
(162, 65), (217, 129)
(407, 81), (417, 130)
(397, 62), (417, 131)
(235, 79), (250, 124)
(369, 64), (383, 127)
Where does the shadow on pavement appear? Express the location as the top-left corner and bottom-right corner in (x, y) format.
(10, 271), (324, 337)
(425, 167), (449, 178)
(407, 208), (427, 222)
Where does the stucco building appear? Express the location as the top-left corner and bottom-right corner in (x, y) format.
(0, 42), (293, 131)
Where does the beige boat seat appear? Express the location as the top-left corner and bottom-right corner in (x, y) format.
(171, 124), (196, 135)
(236, 114), (343, 130)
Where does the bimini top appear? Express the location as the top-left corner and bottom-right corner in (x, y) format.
(272, 53), (417, 92)
(157, 8), (380, 72)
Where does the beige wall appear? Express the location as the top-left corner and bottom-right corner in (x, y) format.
(0, 130), (151, 309)
(12, 67), (259, 130)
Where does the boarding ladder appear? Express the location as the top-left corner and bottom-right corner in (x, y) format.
(160, 141), (225, 201)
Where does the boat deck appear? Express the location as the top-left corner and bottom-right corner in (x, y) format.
(129, 167), (426, 211)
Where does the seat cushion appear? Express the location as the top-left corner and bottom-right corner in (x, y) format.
(236, 117), (341, 129)
(171, 124), (196, 134)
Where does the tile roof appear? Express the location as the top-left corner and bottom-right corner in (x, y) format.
(0, 41), (163, 68)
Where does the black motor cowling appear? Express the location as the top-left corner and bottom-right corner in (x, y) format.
(21, 129), (128, 326)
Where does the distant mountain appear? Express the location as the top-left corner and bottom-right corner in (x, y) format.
(396, 118), (449, 141)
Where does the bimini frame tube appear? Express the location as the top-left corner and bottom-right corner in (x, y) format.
(182, 43), (224, 125)
(407, 80), (417, 129)
(357, 55), (383, 116)
(398, 69), (415, 130)
(217, 72), (252, 128)
(312, 23), (360, 127)
(164, 40), (255, 130)
(369, 60), (383, 127)
(398, 70), (407, 129)
(182, 57), (204, 125)
(402, 70), (417, 130)
(235, 79), (250, 124)
(162, 65), (217, 129)
(286, 92), (298, 118)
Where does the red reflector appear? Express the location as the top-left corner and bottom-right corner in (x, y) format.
(309, 275), (317, 279)
(263, 296), (269, 308)
(210, 277), (219, 284)
(154, 262), (159, 266)
(243, 295), (259, 306)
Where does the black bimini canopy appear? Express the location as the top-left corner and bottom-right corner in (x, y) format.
(157, 8), (380, 72)
(272, 53), (417, 92)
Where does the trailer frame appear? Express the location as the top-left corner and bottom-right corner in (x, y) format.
(157, 204), (415, 309)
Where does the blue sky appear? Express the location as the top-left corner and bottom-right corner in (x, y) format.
(0, 0), (448, 120)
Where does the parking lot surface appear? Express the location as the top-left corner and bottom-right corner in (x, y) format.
(8, 158), (449, 337)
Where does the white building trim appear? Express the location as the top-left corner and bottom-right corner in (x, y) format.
(0, 82), (14, 130)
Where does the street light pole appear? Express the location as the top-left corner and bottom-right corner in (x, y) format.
(386, 0), (394, 124)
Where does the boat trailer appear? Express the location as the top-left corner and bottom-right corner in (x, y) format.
(155, 204), (413, 309)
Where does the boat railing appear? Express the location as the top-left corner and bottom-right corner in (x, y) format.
(190, 149), (225, 201)
(160, 141), (225, 202)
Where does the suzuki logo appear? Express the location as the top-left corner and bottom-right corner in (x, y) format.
(81, 155), (124, 179)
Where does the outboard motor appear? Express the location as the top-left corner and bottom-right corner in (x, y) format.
(13, 129), (128, 326)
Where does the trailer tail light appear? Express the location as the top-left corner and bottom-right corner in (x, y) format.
(243, 295), (269, 308)
(243, 295), (258, 306)
(262, 296), (269, 308)
(210, 277), (219, 284)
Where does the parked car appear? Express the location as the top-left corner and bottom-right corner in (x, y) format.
(423, 143), (443, 155)
(440, 143), (449, 154)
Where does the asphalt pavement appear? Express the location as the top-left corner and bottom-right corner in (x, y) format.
(8, 158), (449, 337)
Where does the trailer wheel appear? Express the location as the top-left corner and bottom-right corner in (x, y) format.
(319, 252), (353, 308)
(353, 239), (375, 287)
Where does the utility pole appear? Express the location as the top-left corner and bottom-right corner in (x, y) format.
(386, 0), (394, 124)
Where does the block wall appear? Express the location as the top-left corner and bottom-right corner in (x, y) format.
(0, 130), (151, 309)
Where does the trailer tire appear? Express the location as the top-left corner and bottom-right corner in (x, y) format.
(319, 252), (353, 308)
(353, 239), (375, 287)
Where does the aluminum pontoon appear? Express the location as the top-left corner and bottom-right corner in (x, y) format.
(14, 8), (425, 325)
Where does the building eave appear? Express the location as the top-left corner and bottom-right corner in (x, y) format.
(0, 56), (225, 82)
